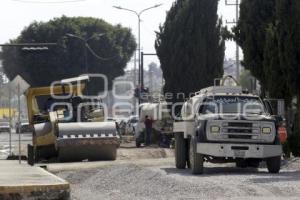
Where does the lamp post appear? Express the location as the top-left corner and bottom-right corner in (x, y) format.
(66, 33), (105, 74)
(113, 4), (163, 88)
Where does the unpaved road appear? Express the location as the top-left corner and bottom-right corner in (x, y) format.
(56, 154), (300, 200)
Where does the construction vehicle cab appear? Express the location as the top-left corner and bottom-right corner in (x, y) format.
(26, 75), (120, 164)
(173, 76), (287, 174)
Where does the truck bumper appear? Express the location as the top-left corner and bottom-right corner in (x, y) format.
(197, 143), (282, 159)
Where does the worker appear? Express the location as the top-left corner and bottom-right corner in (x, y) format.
(144, 115), (153, 146)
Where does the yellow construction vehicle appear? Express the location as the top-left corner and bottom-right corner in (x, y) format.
(26, 75), (120, 164)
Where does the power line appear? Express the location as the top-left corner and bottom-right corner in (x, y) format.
(10, 0), (86, 4)
(85, 43), (117, 61)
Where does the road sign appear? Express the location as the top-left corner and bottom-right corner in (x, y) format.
(10, 75), (30, 164)
(10, 75), (30, 94)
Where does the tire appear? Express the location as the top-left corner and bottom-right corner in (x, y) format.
(189, 137), (204, 174)
(175, 133), (187, 169)
(266, 156), (281, 173)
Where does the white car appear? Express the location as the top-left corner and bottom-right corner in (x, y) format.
(0, 122), (10, 133)
(126, 115), (139, 135)
(16, 121), (33, 134)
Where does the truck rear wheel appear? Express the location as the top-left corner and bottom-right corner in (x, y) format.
(189, 137), (204, 174)
(175, 133), (187, 169)
(266, 156), (281, 173)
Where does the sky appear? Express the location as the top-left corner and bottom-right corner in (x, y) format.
(0, 0), (240, 70)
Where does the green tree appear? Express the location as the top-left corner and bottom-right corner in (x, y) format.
(263, 24), (290, 102)
(235, 0), (299, 104)
(1, 16), (136, 94)
(275, 0), (300, 136)
(236, 0), (300, 156)
(155, 0), (225, 107)
(275, 0), (300, 97)
(234, 0), (276, 94)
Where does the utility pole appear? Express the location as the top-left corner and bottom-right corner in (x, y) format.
(133, 52), (137, 86)
(140, 52), (157, 89)
(149, 64), (153, 95)
(8, 84), (12, 156)
(113, 4), (163, 108)
(113, 4), (163, 88)
(225, 0), (240, 80)
(17, 83), (21, 164)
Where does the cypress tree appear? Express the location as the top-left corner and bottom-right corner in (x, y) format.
(275, 0), (300, 135)
(155, 0), (225, 106)
(275, 0), (300, 96)
(236, 0), (300, 155)
(263, 24), (290, 102)
(234, 0), (276, 93)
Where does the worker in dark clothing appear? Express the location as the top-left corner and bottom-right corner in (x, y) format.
(144, 115), (153, 146)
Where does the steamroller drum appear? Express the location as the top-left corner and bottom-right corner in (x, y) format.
(33, 122), (57, 160)
(58, 144), (117, 162)
(57, 122), (120, 162)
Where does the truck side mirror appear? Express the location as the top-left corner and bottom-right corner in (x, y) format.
(264, 99), (285, 117)
(263, 99), (274, 116)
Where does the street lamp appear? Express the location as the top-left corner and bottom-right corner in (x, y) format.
(113, 4), (163, 88)
(65, 33), (105, 74)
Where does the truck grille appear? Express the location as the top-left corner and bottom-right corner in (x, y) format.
(221, 121), (260, 141)
(228, 135), (252, 139)
(207, 120), (275, 143)
(228, 122), (252, 128)
(224, 122), (255, 134)
(227, 128), (252, 134)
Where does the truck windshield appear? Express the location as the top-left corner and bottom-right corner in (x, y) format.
(200, 96), (266, 114)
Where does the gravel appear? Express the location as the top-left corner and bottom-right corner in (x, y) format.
(57, 158), (300, 200)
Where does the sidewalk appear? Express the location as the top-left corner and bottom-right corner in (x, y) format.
(0, 160), (70, 200)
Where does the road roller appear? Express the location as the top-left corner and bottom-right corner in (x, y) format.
(26, 75), (120, 164)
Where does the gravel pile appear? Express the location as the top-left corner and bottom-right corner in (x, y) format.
(57, 160), (300, 200)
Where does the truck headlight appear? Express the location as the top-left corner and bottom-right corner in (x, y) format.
(210, 126), (220, 134)
(262, 127), (272, 134)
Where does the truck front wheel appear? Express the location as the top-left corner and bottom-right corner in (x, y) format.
(175, 133), (187, 169)
(189, 137), (204, 174)
(266, 156), (281, 173)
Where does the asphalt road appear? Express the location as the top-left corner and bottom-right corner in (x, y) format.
(55, 156), (300, 200)
(0, 131), (32, 159)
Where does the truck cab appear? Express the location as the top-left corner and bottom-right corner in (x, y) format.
(173, 76), (287, 174)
